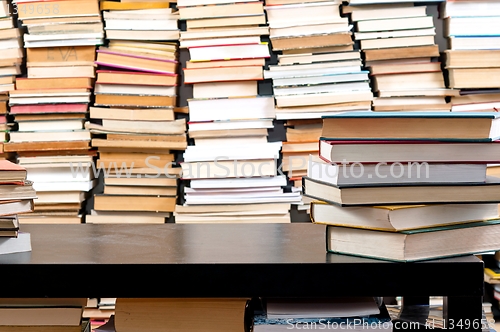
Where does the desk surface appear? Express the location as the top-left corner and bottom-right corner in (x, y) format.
(0, 224), (484, 298)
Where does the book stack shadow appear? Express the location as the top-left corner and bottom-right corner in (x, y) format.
(304, 111), (500, 262)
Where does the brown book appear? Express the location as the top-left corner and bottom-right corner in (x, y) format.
(185, 58), (265, 69)
(90, 107), (174, 121)
(94, 195), (176, 212)
(369, 61), (442, 75)
(0, 28), (20, 40)
(321, 113), (499, 140)
(92, 139), (187, 150)
(15, 77), (93, 90)
(96, 71), (177, 86)
(15, 113), (87, 121)
(33, 203), (82, 211)
(186, 15), (265, 29)
(96, 50), (177, 75)
(271, 33), (353, 51)
(281, 44), (353, 55)
(115, 298), (249, 332)
(94, 94), (176, 107)
(445, 50), (500, 68)
(3, 141), (90, 152)
(27, 46), (96, 63)
(106, 134), (185, 142)
(364, 45), (439, 62)
(104, 185), (177, 196)
(0, 101), (6, 115)
(448, 68), (500, 89)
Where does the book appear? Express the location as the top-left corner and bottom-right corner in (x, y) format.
(0, 232), (31, 255)
(311, 202), (500, 232)
(308, 157), (488, 185)
(0, 320), (90, 332)
(321, 112), (500, 142)
(265, 297), (381, 319)
(325, 219), (500, 262)
(303, 176), (500, 206)
(114, 298), (251, 332)
(318, 140), (500, 164)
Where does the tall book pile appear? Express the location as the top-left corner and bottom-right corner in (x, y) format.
(0, 0), (22, 160)
(263, 0), (372, 213)
(0, 160), (34, 255)
(304, 111), (500, 262)
(0, 298), (89, 332)
(86, 1), (184, 224)
(5, 0), (103, 224)
(175, 0), (300, 223)
(344, 1), (455, 112)
(441, 0), (500, 181)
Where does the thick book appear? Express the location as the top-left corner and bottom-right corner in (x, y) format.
(318, 140), (500, 164)
(115, 298), (251, 332)
(321, 112), (500, 142)
(311, 202), (499, 232)
(0, 160), (27, 182)
(308, 156), (488, 185)
(326, 219), (500, 262)
(303, 176), (500, 206)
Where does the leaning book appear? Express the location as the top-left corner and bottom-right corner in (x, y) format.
(325, 219), (500, 262)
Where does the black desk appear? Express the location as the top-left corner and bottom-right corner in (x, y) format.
(1, 224), (484, 330)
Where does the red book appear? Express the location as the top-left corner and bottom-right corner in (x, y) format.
(9, 104), (88, 114)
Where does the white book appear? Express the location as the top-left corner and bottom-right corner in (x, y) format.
(33, 180), (96, 192)
(188, 120), (273, 132)
(188, 43), (270, 62)
(183, 142), (281, 162)
(0, 233), (31, 255)
(265, 66), (362, 80)
(187, 97), (275, 122)
(104, 19), (178, 31)
(94, 84), (176, 96)
(190, 176), (288, 189)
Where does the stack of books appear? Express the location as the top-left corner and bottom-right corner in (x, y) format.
(0, 298), (89, 332)
(264, 0), (372, 119)
(263, 0), (372, 215)
(442, 0), (500, 189)
(0, 1), (22, 160)
(0, 0), (22, 93)
(0, 160), (34, 255)
(254, 297), (392, 331)
(304, 111), (500, 262)
(175, 0), (300, 223)
(344, 1), (456, 112)
(83, 298), (115, 326)
(86, 1), (184, 224)
(443, 0), (500, 90)
(4, 0), (102, 224)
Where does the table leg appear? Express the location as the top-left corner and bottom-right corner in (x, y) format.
(443, 296), (483, 331)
